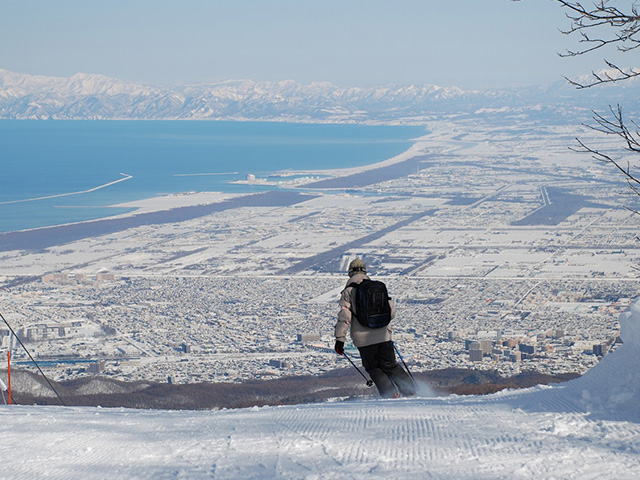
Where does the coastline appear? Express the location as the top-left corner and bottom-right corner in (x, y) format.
(292, 135), (430, 177)
(302, 139), (430, 189)
(0, 135), (433, 252)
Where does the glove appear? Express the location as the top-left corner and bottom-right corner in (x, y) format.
(334, 340), (344, 355)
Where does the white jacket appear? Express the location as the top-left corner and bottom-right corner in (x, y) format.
(334, 273), (395, 348)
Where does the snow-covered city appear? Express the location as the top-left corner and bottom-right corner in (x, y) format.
(0, 118), (637, 387)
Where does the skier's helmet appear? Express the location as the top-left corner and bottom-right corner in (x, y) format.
(348, 258), (367, 277)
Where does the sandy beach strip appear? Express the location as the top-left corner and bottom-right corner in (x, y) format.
(303, 153), (430, 189)
(297, 135), (432, 189)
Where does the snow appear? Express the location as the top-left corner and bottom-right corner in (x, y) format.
(2, 302), (640, 478)
(3, 67), (615, 123)
(530, 298), (640, 423)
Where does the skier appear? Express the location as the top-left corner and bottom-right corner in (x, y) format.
(334, 258), (415, 398)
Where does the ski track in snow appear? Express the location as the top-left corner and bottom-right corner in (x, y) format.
(4, 301), (640, 478)
(1, 394), (640, 480)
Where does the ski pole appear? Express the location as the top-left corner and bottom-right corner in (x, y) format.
(393, 342), (417, 387)
(0, 311), (65, 406)
(342, 351), (374, 387)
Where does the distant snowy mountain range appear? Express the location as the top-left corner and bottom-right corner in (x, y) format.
(1, 68), (639, 123)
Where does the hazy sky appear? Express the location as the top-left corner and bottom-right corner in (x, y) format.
(0, 0), (615, 90)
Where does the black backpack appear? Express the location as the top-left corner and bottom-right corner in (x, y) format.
(350, 279), (392, 329)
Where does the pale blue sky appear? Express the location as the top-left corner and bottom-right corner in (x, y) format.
(0, 0), (613, 89)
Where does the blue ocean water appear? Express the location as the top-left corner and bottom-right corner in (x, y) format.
(0, 120), (424, 233)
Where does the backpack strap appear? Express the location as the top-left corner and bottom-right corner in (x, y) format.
(341, 278), (367, 294)
(341, 279), (368, 320)
(342, 278), (392, 299)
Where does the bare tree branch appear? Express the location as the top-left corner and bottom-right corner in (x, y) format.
(584, 104), (640, 153)
(557, 1), (640, 87)
(563, 60), (640, 88)
(569, 105), (640, 198)
(553, 1), (640, 212)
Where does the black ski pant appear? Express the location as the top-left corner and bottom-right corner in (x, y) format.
(358, 341), (415, 398)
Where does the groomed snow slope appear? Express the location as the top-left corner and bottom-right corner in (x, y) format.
(2, 301), (640, 479)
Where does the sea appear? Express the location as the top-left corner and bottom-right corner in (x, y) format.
(0, 120), (425, 233)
